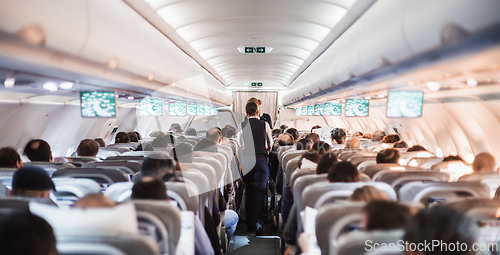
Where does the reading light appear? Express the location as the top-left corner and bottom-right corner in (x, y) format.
(4, 78), (15, 88)
(42, 82), (58, 92)
(426, 81), (441, 91)
(466, 78), (478, 87)
(127, 96), (135, 100)
(377, 94), (384, 98)
(59, 82), (73, 90)
(364, 96), (371, 99)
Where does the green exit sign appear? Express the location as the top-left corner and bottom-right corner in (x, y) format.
(257, 82), (262, 86)
(251, 82), (257, 86)
(245, 47), (266, 54)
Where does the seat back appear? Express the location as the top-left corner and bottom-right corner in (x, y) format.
(362, 164), (425, 178)
(290, 168), (316, 189)
(99, 146), (131, 154)
(336, 230), (405, 255)
(430, 160), (473, 181)
(459, 172), (500, 197)
(445, 198), (500, 220)
(0, 167), (16, 188)
(65, 156), (97, 164)
(282, 150), (304, 170)
(398, 181), (490, 205)
(374, 170), (451, 192)
(104, 156), (145, 162)
(52, 168), (130, 187)
(284, 157), (300, 184)
(292, 174), (327, 216)
(277, 146), (295, 161)
(84, 161), (142, 174)
(347, 155), (376, 168)
(132, 200), (182, 255)
(52, 178), (102, 207)
(407, 157), (443, 168)
(337, 150), (365, 162)
(24, 162), (75, 175)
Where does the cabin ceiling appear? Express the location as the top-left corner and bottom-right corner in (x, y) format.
(138, 0), (365, 90)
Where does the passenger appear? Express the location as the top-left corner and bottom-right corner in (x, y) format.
(277, 133), (294, 146)
(403, 206), (477, 255)
(349, 186), (389, 202)
(127, 132), (139, 142)
(114, 132), (130, 144)
(297, 150), (321, 169)
(140, 154), (176, 181)
(185, 127), (197, 136)
(72, 193), (115, 209)
(393, 140), (409, 148)
(149, 131), (166, 137)
(24, 139), (52, 162)
(94, 138), (107, 147)
(376, 149), (400, 164)
(443, 155), (464, 162)
(382, 134), (400, 143)
(407, 145), (427, 152)
(371, 130), (386, 142)
(285, 128), (300, 142)
(327, 161), (360, 182)
(0, 146), (23, 168)
(171, 143), (194, 164)
(330, 128), (346, 145)
(362, 133), (372, 140)
(296, 138), (313, 151)
(10, 166), (55, 198)
(134, 131), (142, 141)
(280, 124), (288, 130)
(152, 134), (175, 148)
(352, 131), (363, 138)
(345, 137), (361, 149)
(305, 132), (320, 143)
(169, 123), (183, 133)
(271, 128), (283, 138)
(316, 153), (338, 174)
(472, 152), (497, 172)
(362, 200), (413, 230)
(0, 211), (57, 255)
(76, 139), (99, 157)
(132, 177), (217, 255)
(311, 141), (331, 156)
(310, 125), (322, 133)
(193, 128), (221, 153)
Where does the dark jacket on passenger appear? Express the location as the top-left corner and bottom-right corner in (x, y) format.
(193, 138), (218, 153)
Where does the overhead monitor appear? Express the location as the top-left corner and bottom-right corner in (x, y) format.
(211, 108), (218, 115)
(205, 105), (212, 116)
(301, 107), (307, 116)
(80, 91), (116, 118)
(187, 103), (197, 116)
(323, 102), (342, 116)
(169, 102), (187, 116)
(387, 91), (424, 118)
(314, 104), (324, 116)
(307, 105), (314, 116)
(197, 105), (205, 116)
(345, 99), (369, 117)
(296, 108), (302, 116)
(139, 98), (163, 116)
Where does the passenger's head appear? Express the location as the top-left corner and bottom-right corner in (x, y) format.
(330, 128), (346, 144)
(184, 127), (197, 136)
(170, 123), (183, 133)
(403, 206), (477, 255)
(311, 141), (331, 156)
(362, 133), (372, 140)
(353, 131), (363, 138)
(131, 176), (168, 200)
(472, 152), (497, 172)
(327, 161), (360, 182)
(76, 139), (99, 157)
(316, 153), (337, 174)
(246, 102), (259, 117)
(271, 129), (283, 138)
(247, 97), (262, 106)
(141, 154), (175, 180)
(443, 155), (464, 162)
(10, 166), (55, 198)
(311, 125), (322, 133)
(94, 138), (106, 147)
(376, 149), (400, 164)
(72, 193), (115, 209)
(371, 130), (386, 142)
(363, 201), (412, 231)
(280, 125), (288, 130)
(296, 138), (313, 151)
(382, 134), (400, 143)
(149, 131), (165, 138)
(0, 211), (57, 255)
(172, 143), (194, 163)
(393, 140), (409, 149)
(298, 150), (321, 169)
(152, 135), (175, 148)
(277, 133), (294, 146)
(114, 132), (130, 144)
(24, 139), (52, 162)
(345, 137), (361, 149)
(305, 133), (320, 143)
(0, 147), (22, 168)
(206, 128), (222, 144)
(127, 132), (139, 142)
(349, 186), (389, 202)
(134, 131), (142, 141)
(285, 128), (299, 142)
(407, 145), (427, 152)
(223, 126), (236, 138)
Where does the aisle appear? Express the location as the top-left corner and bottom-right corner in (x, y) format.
(227, 220), (280, 255)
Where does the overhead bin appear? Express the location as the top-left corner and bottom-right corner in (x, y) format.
(0, 0), (232, 105)
(282, 0), (500, 105)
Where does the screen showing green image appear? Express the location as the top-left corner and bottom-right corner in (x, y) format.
(187, 104), (197, 116)
(386, 91), (424, 118)
(307, 105), (314, 116)
(211, 108), (218, 115)
(323, 102), (342, 116)
(345, 99), (369, 117)
(301, 107), (307, 116)
(197, 105), (205, 115)
(80, 91), (116, 118)
(205, 105), (211, 116)
(296, 108), (302, 116)
(314, 104), (324, 116)
(139, 98), (163, 116)
(169, 102), (187, 116)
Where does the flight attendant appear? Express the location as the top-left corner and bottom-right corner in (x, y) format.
(239, 101), (272, 235)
